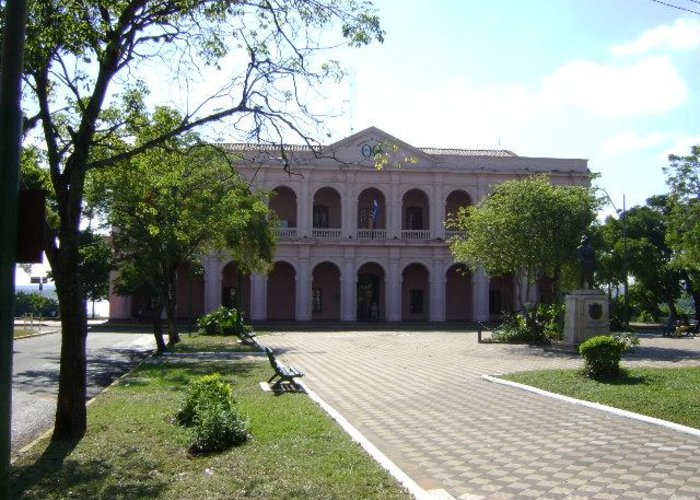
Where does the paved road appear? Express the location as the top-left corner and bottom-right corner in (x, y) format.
(263, 331), (700, 499)
(12, 327), (154, 454)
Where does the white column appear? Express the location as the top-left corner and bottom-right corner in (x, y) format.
(300, 181), (311, 238)
(344, 182), (355, 238)
(296, 257), (311, 320)
(432, 180), (445, 240)
(472, 268), (490, 322)
(250, 273), (267, 321)
(203, 255), (222, 313)
(430, 254), (446, 321)
(387, 253), (401, 321)
(389, 174), (401, 238)
(340, 255), (356, 321)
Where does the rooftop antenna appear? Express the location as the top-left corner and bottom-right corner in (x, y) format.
(347, 69), (357, 134)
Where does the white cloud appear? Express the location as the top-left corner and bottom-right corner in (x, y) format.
(540, 56), (687, 118)
(667, 135), (700, 157)
(612, 18), (700, 57)
(601, 130), (666, 154)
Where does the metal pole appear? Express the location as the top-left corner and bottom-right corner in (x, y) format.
(622, 194), (629, 330)
(0, 0), (28, 495)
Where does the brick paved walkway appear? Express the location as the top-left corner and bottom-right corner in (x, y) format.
(262, 330), (700, 499)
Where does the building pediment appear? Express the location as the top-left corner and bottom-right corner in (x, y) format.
(324, 127), (437, 167)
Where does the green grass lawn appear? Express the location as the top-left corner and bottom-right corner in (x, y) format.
(12, 360), (409, 499)
(170, 333), (260, 353)
(505, 367), (700, 429)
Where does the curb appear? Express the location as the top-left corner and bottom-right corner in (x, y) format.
(14, 329), (59, 340)
(483, 374), (700, 438)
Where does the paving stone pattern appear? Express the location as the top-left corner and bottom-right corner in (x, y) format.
(262, 331), (700, 499)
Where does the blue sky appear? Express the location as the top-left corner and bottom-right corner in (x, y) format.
(322, 0), (700, 214)
(17, 0), (700, 285)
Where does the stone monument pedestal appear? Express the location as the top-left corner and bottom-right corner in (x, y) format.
(564, 289), (609, 346)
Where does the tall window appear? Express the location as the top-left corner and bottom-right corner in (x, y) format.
(313, 205), (329, 228)
(406, 207), (423, 230)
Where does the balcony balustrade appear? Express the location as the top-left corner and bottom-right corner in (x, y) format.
(356, 229), (387, 239)
(401, 229), (431, 240)
(276, 227), (297, 239)
(311, 228), (343, 239)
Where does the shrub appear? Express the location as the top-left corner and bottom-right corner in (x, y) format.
(537, 303), (565, 341)
(491, 312), (550, 344)
(176, 373), (250, 454)
(578, 333), (638, 379)
(196, 307), (246, 336)
(190, 405), (250, 454)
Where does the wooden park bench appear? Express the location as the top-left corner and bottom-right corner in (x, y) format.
(265, 347), (304, 387)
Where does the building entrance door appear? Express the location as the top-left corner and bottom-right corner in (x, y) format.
(357, 274), (380, 321)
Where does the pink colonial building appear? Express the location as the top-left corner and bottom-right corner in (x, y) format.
(109, 127), (590, 324)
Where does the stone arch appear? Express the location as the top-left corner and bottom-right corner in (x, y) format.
(312, 261), (341, 321)
(401, 262), (430, 321)
(269, 185), (298, 229)
(221, 261), (251, 320)
(489, 273), (516, 319)
(357, 187), (387, 230)
(402, 188), (430, 231)
(356, 262), (385, 322)
(312, 186), (342, 230)
(267, 261), (296, 320)
(445, 264), (472, 322)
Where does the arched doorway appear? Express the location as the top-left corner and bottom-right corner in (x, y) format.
(221, 262), (251, 320)
(445, 190), (472, 237)
(312, 186), (342, 237)
(357, 187), (386, 238)
(402, 263), (429, 321)
(356, 262), (385, 321)
(270, 186), (297, 238)
(267, 261), (296, 320)
(445, 264), (472, 321)
(312, 262), (341, 321)
(402, 189), (430, 239)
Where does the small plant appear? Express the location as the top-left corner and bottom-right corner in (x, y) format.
(537, 303), (565, 341)
(196, 307), (246, 336)
(578, 333), (639, 379)
(190, 405), (250, 454)
(176, 373), (250, 454)
(491, 311), (549, 344)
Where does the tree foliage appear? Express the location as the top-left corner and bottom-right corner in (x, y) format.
(89, 107), (275, 351)
(14, 0), (383, 440)
(448, 175), (596, 319)
(595, 196), (682, 321)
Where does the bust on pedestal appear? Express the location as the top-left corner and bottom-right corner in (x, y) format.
(564, 235), (609, 346)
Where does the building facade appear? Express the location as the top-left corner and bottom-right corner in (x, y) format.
(109, 127), (590, 323)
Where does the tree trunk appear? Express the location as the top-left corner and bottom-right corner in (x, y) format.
(51, 251), (88, 441)
(152, 304), (167, 354)
(666, 300), (678, 325)
(166, 276), (180, 345)
(91, 299), (95, 319)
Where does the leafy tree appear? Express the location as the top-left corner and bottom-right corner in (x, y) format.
(16, 0), (383, 440)
(596, 196), (682, 322)
(663, 146), (700, 324)
(14, 292), (59, 318)
(79, 229), (112, 319)
(449, 175), (596, 326)
(89, 107), (275, 352)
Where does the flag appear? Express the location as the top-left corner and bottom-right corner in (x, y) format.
(370, 199), (379, 229)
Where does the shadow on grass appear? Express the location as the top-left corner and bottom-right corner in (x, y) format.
(12, 436), (168, 498)
(595, 374), (650, 386)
